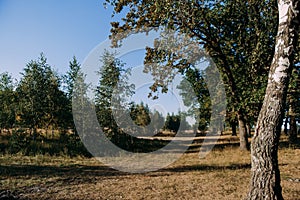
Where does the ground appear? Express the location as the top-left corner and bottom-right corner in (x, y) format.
(0, 135), (299, 200)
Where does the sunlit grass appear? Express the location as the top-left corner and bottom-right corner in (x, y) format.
(0, 140), (299, 200)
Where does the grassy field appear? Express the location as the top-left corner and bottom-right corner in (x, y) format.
(0, 135), (299, 200)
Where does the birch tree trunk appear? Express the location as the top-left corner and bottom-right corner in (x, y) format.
(246, 0), (300, 199)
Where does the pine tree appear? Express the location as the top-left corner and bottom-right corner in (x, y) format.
(0, 72), (16, 132)
(95, 51), (134, 142)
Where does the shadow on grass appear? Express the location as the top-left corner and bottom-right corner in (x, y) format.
(1, 136), (298, 188)
(0, 161), (253, 185)
(161, 163), (251, 173)
(0, 161), (253, 199)
(0, 164), (125, 179)
(279, 138), (300, 149)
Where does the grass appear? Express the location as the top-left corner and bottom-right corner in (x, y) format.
(0, 136), (299, 200)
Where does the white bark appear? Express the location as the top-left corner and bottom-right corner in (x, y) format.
(246, 0), (300, 199)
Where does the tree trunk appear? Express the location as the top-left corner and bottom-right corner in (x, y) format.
(246, 123), (251, 137)
(289, 105), (297, 143)
(231, 121), (237, 136)
(284, 111), (289, 135)
(238, 113), (249, 150)
(246, 1), (300, 199)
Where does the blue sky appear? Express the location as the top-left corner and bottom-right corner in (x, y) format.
(0, 0), (116, 80)
(0, 1), (207, 123)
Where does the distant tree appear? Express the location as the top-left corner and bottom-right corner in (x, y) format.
(129, 102), (151, 134)
(0, 72), (16, 132)
(286, 49), (300, 143)
(70, 60), (90, 138)
(17, 54), (47, 138)
(64, 56), (82, 100)
(177, 68), (211, 132)
(42, 65), (70, 134)
(95, 51), (134, 142)
(63, 56), (83, 131)
(129, 102), (167, 135)
(17, 53), (65, 138)
(163, 113), (180, 133)
(149, 110), (165, 134)
(178, 111), (192, 131)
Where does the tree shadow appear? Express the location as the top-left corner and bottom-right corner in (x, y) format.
(279, 138), (300, 149)
(0, 164), (126, 180)
(0, 161), (252, 185)
(161, 163), (251, 173)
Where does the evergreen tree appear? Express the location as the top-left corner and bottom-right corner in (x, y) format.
(63, 56), (83, 131)
(17, 53), (66, 138)
(0, 72), (16, 132)
(129, 102), (151, 130)
(95, 51), (134, 142)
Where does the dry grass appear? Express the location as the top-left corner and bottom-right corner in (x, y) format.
(0, 140), (299, 200)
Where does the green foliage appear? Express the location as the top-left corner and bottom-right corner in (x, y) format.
(94, 50), (136, 152)
(4, 129), (90, 157)
(63, 56), (85, 131)
(149, 110), (165, 133)
(64, 56), (82, 100)
(164, 113), (180, 133)
(95, 51), (134, 137)
(16, 53), (68, 134)
(178, 68), (211, 131)
(0, 72), (16, 130)
(130, 102), (151, 127)
(106, 0), (278, 128)
(163, 112), (190, 133)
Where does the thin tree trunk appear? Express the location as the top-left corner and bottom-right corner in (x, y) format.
(231, 121), (237, 136)
(284, 111), (289, 135)
(289, 105), (297, 143)
(238, 112), (249, 150)
(246, 1), (300, 199)
(246, 123), (251, 137)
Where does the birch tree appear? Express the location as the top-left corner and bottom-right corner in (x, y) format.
(246, 0), (300, 199)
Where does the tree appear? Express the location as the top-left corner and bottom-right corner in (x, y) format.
(0, 72), (16, 132)
(70, 59), (91, 137)
(64, 56), (82, 100)
(164, 113), (181, 133)
(17, 54), (48, 138)
(129, 102), (151, 135)
(246, 0), (300, 199)
(17, 53), (65, 138)
(106, 0), (278, 150)
(63, 56), (83, 131)
(177, 68), (211, 132)
(95, 51), (134, 142)
(149, 110), (165, 134)
(285, 46), (300, 143)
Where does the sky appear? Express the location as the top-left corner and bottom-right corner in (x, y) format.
(0, 0), (115, 80)
(0, 0), (195, 117)
(0, 1), (214, 126)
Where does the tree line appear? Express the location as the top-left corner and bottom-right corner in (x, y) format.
(0, 52), (198, 154)
(0, 50), (298, 144)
